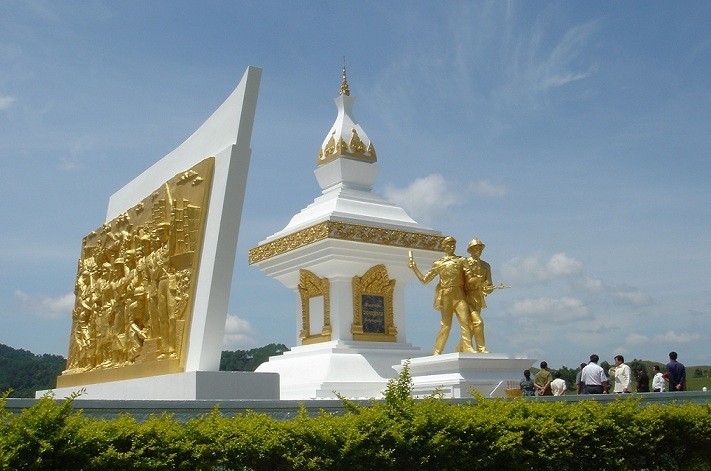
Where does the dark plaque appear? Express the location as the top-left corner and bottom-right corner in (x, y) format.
(361, 294), (385, 334)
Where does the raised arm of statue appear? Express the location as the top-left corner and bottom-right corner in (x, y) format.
(409, 258), (439, 285)
(408, 250), (430, 284)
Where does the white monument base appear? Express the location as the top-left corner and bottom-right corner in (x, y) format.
(255, 340), (427, 400)
(396, 353), (536, 399)
(37, 371), (279, 401)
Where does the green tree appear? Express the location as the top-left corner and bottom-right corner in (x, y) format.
(219, 343), (288, 372)
(629, 358), (646, 374)
(600, 360), (611, 373)
(555, 366), (577, 391)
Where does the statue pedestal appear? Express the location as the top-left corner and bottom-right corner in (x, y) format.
(396, 353), (536, 399)
(256, 340), (427, 399)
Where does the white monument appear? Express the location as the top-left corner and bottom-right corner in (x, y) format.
(250, 68), (445, 399)
(43, 66), (279, 400)
(251, 68), (534, 400)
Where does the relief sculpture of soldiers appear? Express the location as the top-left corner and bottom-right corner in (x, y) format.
(409, 237), (508, 355)
(63, 158), (213, 375)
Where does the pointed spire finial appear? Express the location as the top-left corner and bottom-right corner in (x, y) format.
(339, 58), (350, 96)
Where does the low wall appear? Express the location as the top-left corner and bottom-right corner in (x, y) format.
(6, 391), (710, 422)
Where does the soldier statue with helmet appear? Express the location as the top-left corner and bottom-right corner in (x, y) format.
(410, 236), (508, 355)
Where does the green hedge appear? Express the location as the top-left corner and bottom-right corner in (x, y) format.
(2, 369), (711, 470)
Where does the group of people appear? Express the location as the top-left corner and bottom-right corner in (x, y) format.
(519, 351), (687, 396)
(519, 361), (569, 396)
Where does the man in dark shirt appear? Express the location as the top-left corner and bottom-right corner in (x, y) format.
(636, 368), (650, 392)
(666, 351), (686, 391)
(575, 362), (586, 394)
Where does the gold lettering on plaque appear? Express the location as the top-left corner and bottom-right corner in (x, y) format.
(351, 265), (397, 342)
(298, 269), (332, 345)
(59, 157), (214, 386)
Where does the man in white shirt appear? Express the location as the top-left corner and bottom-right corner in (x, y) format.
(551, 371), (567, 396)
(580, 354), (609, 394)
(609, 355), (631, 393)
(652, 365), (665, 392)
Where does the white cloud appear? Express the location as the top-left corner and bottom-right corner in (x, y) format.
(468, 180), (507, 197)
(383, 174), (462, 225)
(501, 255), (542, 283)
(579, 277), (651, 307)
(0, 95), (16, 110)
(222, 314), (257, 349)
(501, 252), (582, 284)
(611, 287), (651, 306)
(542, 68), (596, 89)
(612, 346), (630, 359)
(59, 135), (98, 171)
(14, 290), (74, 319)
(503, 254), (651, 310)
(654, 330), (702, 344)
(506, 296), (590, 323)
(581, 276), (605, 292)
(489, 17), (599, 113)
(382, 175), (505, 227)
(547, 253), (583, 277)
(60, 155), (80, 171)
(533, 21), (599, 92)
(626, 333), (649, 345)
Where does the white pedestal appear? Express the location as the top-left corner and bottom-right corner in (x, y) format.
(396, 353), (536, 399)
(38, 371), (279, 401)
(255, 340), (427, 399)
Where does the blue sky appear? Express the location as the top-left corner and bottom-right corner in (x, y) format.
(1, 1), (710, 370)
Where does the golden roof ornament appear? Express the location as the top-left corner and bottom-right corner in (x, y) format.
(317, 65), (376, 166)
(339, 63), (350, 96)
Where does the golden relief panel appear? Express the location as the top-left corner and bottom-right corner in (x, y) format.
(351, 265), (397, 342)
(248, 221), (446, 265)
(59, 157), (214, 386)
(298, 269), (332, 345)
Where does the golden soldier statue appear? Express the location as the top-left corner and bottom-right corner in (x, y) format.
(410, 237), (508, 355)
(408, 237), (477, 354)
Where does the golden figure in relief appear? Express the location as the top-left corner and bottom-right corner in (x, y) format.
(61, 158), (214, 382)
(409, 237), (508, 355)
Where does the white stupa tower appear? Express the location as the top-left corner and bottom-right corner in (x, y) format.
(250, 67), (445, 399)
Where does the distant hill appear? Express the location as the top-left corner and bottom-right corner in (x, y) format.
(0, 344), (66, 398)
(1, 343), (289, 398)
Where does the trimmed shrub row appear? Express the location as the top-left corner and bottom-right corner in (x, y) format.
(2, 372), (711, 470)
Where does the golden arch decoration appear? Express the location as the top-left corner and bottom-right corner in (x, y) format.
(298, 269), (332, 345)
(351, 264), (397, 342)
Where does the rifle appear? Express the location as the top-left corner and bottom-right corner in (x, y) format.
(485, 283), (511, 294)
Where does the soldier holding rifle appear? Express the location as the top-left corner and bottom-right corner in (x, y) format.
(409, 237), (508, 355)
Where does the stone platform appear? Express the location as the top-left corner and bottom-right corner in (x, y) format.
(38, 371), (279, 401)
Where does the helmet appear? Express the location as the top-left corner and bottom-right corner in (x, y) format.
(468, 238), (485, 250)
